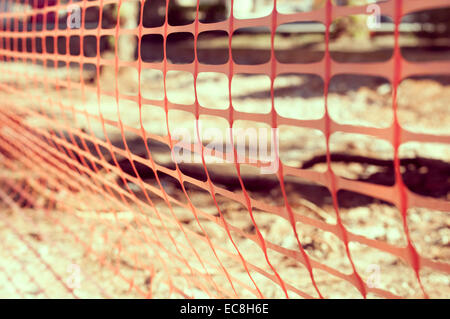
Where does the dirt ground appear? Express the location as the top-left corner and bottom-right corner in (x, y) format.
(0, 29), (448, 298)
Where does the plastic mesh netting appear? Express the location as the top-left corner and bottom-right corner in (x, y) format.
(0, 0), (449, 298)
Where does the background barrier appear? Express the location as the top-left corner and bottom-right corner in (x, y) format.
(0, 0), (448, 298)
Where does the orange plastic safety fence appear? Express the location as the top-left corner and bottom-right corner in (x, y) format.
(0, 0), (448, 299)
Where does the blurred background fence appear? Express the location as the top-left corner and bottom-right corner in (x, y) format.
(0, 0), (448, 298)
